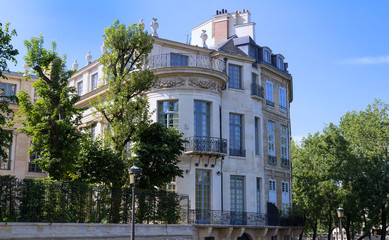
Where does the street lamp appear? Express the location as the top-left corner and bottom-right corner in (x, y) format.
(337, 207), (344, 240)
(129, 162), (142, 240)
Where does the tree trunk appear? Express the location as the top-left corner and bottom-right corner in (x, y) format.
(346, 215), (351, 240)
(313, 215), (318, 240)
(381, 206), (386, 240)
(328, 212), (333, 240)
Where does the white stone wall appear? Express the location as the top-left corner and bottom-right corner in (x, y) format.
(0, 223), (195, 240)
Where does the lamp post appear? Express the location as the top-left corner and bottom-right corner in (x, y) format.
(129, 163), (142, 240)
(337, 207), (344, 240)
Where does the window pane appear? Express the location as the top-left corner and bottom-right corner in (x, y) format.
(158, 100), (179, 128)
(228, 64), (241, 89)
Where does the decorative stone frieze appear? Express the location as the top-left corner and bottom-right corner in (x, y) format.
(153, 77), (185, 89)
(152, 76), (223, 94)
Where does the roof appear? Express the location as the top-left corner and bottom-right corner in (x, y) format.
(209, 35), (247, 57)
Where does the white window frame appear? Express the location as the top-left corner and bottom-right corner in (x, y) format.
(77, 80), (83, 95)
(266, 81), (274, 106)
(255, 117), (260, 155)
(158, 100), (179, 129)
(269, 179), (276, 205)
(267, 121), (275, 156)
(91, 73), (98, 91)
(279, 87), (286, 111)
(280, 125), (288, 163)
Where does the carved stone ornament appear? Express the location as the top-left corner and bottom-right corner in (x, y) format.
(150, 18), (159, 37)
(188, 78), (221, 93)
(153, 77), (185, 89)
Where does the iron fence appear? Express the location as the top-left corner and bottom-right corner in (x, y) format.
(268, 155), (277, 164)
(229, 148), (246, 157)
(251, 83), (264, 99)
(148, 53), (227, 74)
(185, 136), (227, 155)
(0, 177), (189, 224)
(281, 158), (290, 167)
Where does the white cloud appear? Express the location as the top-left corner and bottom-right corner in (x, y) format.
(340, 55), (389, 65)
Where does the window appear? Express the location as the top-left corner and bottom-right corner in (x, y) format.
(158, 100), (179, 128)
(0, 83), (16, 103)
(196, 169), (211, 224)
(279, 87), (286, 111)
(267, 121), (276, 164)
(255, 117), (260, 155)
(0, 131), (12, 170)
(266, 81), (274, 106)
(269, 179), (276, 205)
(91, 73), (98, 91)
(194, 101), (210, 137)
(77, 81), (83, 95)
(277, 57), (284, 70)
(280, 125), (289, 166)
(170, 53), (188, 66)
(33, 88), (39, 103)
(162, 178), (176, 193)
(281, 181), (290, 214)
(29, 149), (42, 173)
(229, 113), (245, 157)
(231, 175), (245, 225)
(228, 64), (242, 89)
(91, 125), (96, 140)
(263, 50), (271, 63)
(257, 178), (261, 213)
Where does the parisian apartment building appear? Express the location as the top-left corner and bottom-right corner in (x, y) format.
(0, 10), (297, 240)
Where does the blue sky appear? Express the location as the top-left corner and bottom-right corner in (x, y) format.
(2, 0), (389, 139)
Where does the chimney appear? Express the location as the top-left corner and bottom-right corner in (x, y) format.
(214, 9), (229, 44)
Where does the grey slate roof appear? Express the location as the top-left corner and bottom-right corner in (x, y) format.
(209, 35), (248, 57)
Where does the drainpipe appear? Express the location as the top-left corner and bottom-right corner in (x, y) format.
(219, 105), (224, 212)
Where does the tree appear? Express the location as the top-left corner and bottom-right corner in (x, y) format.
(0, 22), (18, 163)
(72, 135), (127, 186)
(131, 123), (186, 190)
(339, 100), (389, 240)
(16, 35), (85, 180)
(0, 22), (18, 78)
(91, 20), (154, 158)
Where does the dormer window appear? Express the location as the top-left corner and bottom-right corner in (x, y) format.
(276, 54), (285, 70)
(277, 58), (284, 70)
(264, 50), (271, 63)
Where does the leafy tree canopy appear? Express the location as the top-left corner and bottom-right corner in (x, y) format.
(16, 35), (85, 180)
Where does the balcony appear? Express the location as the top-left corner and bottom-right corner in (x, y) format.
(251, 83), (264, 99)
(268, 155), (277, 164)
(229, 148), (246, 157)
(281, 157), (290, 167)
(185, 136), (227, 156)
(148, 53), (227, 74)
(187, 208), (304, 227)
(279, 105), (287, 112)
(266, 100), (274, 107)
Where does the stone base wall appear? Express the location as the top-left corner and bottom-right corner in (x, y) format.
(0, 223), (195, 240)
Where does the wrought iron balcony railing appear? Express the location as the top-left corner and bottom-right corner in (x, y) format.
(188, 209), (267, 226)
(187, 209), (304, 227)
(281, 157), (290, 167)
(266, 100), (274, 107)
(185, 136), (227, 156)
(229, 148), (246, 157)
(148, 53), (227, 74)
(251, 83), (264, 99)
(279, 105), (287, 112)
(268, 155), (277, 164)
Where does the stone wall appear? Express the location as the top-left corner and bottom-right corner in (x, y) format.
(0, 223), (195, 240)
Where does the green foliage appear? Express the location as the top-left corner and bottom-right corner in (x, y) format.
(91, 20), (155, 157)
(16, 35), (85, 180)
(293, 100), (389, 240)
(0, 22), (18, 163)
(72, 135), (127, 186)
(0, 22), (18, 78)
(132, 123), (186, 190)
